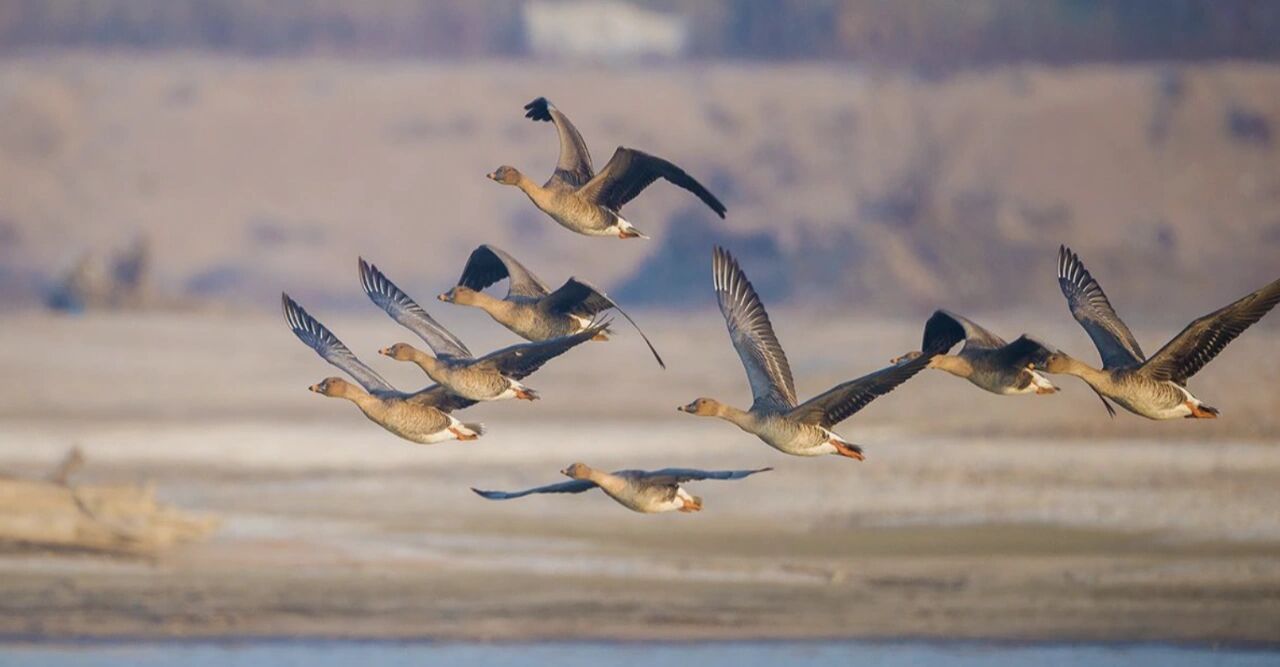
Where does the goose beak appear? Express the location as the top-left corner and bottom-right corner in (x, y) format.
(677, 404), (692, 413)
(559, 468), (570, 477)
(485, 172), (497, 181)
(308, 384), (321, 393)
(377, 348), (391, 357)
(437, 293), (448, 302)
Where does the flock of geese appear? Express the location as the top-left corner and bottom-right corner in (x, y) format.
(282, 97), (1280, 515)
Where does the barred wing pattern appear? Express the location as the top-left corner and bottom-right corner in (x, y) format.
(1142, 277), (1280, 385)
(359, 258), (472, 359)
(282, 293), (394, 394)
(712, 246), (796, 412)
(1057, 245), (1145, 369)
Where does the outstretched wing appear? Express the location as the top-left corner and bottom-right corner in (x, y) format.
(456, 244), (550, 300)
(1141, 277), (1280, 385)
(1057, 245), (1145, 369)
(542, 277), (664, 368)
(631, 467), (773, 486)
(359, 258), (472, 359)
(936, 309), (1007, 350)
(578, 147), (726, 218)
(282, 293), (393, 393)
(712, 246), (796, 412)
(786, 359), (928, 428)
(524, 97), (594, 191)
(789, 310), (965, 428)
(477, 321), (607, 380)
(471, 479), (597, 500)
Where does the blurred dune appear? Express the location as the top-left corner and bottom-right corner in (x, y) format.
(0, 56), (1276, 316)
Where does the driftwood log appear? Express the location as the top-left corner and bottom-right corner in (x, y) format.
(0, 448), (218, 556)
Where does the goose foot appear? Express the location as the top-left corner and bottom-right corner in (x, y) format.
(831, 441), (865, 461)
(1185, 401), (1219, 419)
(1035, 385), (1059, 395)
(449, 427), (479, 441)
(679, 497), (703, 512)
(591, 332), (610, 342)
(514, 387), (539, 401)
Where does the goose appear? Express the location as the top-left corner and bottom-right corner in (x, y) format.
(438, 244), (664, 367)
(486, 97), (725, 239)
(471, 463), (771, 513)
(891, 310), (1058, 396)
(282, 294), (483, 444)
(1038, 245), (1280, 419)
(360, 258), (605, 402)
(677, 247), (964, 460)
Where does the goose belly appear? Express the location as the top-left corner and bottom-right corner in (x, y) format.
(443, 369), (512, 401)
(369, 404), (455, 444)
(757, 421), (835, 456)
(1107, 379), (1194, 420)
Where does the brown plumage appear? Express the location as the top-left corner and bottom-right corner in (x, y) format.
(487, 97), (725, 239)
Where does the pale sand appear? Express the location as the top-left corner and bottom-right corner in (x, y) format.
(0, 313), (1278, 642)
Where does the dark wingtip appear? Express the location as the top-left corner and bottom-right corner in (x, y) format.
(922, 310), (965, 356)
(523, 97), (553, 122)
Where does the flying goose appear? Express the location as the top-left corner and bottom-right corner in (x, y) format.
(472, 463), (771, 513)
(438, 244), (664, 367)
(360, 258), (605, 402)
(1038, 245), (1280, 419)
(486, 97), (726, 239)
(677, 247), (964, 460)
(282, 294), (483, 444)
(891, 310), (1058, 396)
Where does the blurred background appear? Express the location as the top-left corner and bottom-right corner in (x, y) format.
(1, 0), (1279, 654)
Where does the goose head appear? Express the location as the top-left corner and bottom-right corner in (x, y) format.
(308, 377), (352, 398)
(438, 286), (479, 305)
(486, 165), (523, 186)
(678, 397), (723, 417)
(561, 462), (594, 480)
(378, 342), (425, 362)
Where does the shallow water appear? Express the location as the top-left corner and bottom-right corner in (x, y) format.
(1, 641), (1275, 667)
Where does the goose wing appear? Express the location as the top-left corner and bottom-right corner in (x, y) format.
(401, 383), (477, 413)
(359, 258), (472, 359)
(542, 277), (664, 368)
(282, 293), (393, 393)
(471, 479), (597, 500)
(1057, 245), (1145, 369)
(712, 246), (796, 412)
(937, 309), (1007, 350)
(626, 467), (773, 486)
(456, 244), (550, 300)
(578, 147), (726, 218)
(476, 321), (607, 379)
(524, 97), (594, 191)
(788, 311), (965, 428)
(991, 334), (1055, 369)
(1140, 277), (1280, 385)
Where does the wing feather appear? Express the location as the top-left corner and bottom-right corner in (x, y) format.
(789, 310), (965, 427)
(524, 97), (594, 191)
(477, 320), (607, 379)
(359, 258), (471, 359)
(712, 246), (795, 411)
(1141, 277), (1280, 385)
(542, 277), (664, 368)
(471, 479), (596, 500)
(281, 293), (394, 393)
(1057, 245), (1145, 369)
(456, 245), (550, 300)
(578, 147), (726, 218)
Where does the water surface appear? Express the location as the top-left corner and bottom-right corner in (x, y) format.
(2, 641), (1275, 667)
